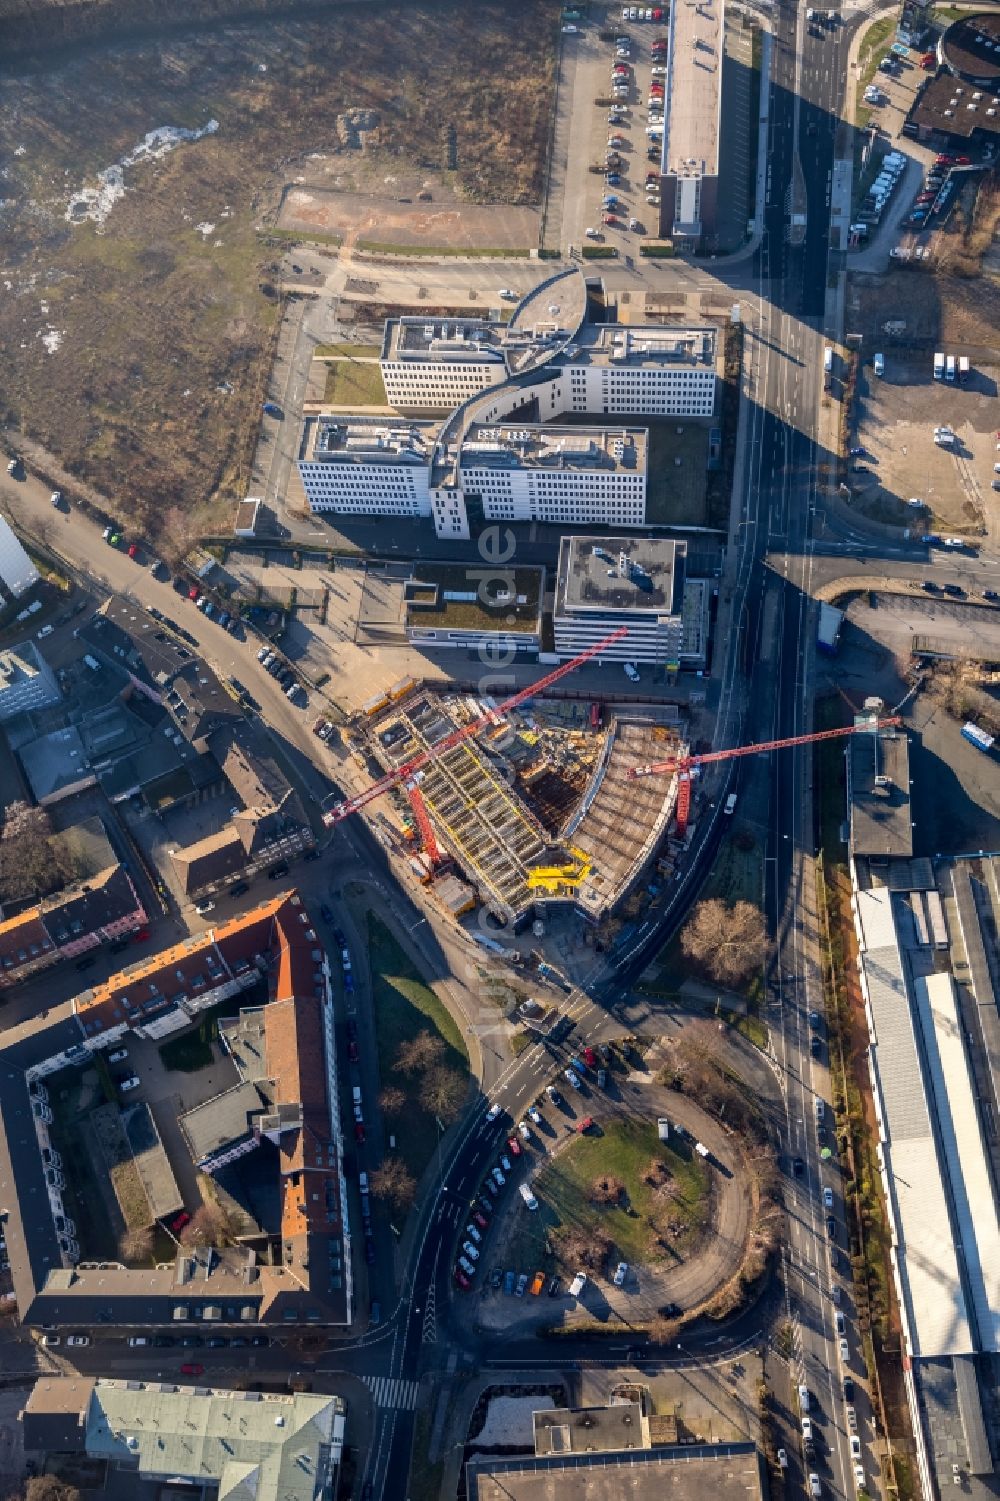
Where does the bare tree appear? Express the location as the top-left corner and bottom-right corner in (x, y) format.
(26, 1479), (82, 1501)
(589, 1174), (626, 1207)
(647, 1314), (682, 1345)
(180, 1203), (227, 1249)
(378, 1085), (407, 1117)
(395, 1030), (446, 1076)
(559, 1228), (612, 1272)
(0, 801), (77, 903)
(369, 1158), (416, 1212)
(418, 1066), (465, 1122)
(119, 1225), (155, 1263)
(680, 898), (768, 990)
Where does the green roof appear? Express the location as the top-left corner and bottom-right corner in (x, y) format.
(405, 563), (543, 634)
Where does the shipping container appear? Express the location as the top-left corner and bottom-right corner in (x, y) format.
(962, 721), (995, 753)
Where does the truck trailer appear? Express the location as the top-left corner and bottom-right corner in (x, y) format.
(817, 602), (844, 654)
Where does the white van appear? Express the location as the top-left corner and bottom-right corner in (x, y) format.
(519, 1183), (539, 1211)
(585, 226), (600, 239)
(724, 793), (737, 815)
(799, 1384), (811, 1412)
(569, 1272), (587, 1297)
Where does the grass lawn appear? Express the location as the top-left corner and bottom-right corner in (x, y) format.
(315, 343), (381, 360)
(158, 991), (254, 1072)
(532, 1119), (710, 1271)
(367, 912), (469, 1182)
(159, 1030), (214, 1072)
(322, 357), (388, 408)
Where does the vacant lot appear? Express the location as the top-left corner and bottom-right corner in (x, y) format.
(366, 911), (469, 1181)
(849, 353), (995, 533)
(0, 0), (559, 540)
(280, 185), (541, 252)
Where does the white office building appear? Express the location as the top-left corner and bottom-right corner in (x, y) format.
(562, 325), (717, 417)
(379, 316), (718, 420)
(297, 416), (436, 519)
(456, 424), (647, 527)
(380, 318), (511, 410)
(0, 513), (40, 600)
(553, 536), (688, 668)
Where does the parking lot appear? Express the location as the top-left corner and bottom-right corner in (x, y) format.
(558, 8), (667, 254)
(849, 354), (996, 533)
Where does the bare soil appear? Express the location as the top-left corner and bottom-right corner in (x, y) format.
(0, 0), (558, 538)
(279, 183), (540, 250)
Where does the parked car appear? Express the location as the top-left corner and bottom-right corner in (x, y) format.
(118, 1075), (141, 1093)
(180, 1362), (204, 1376)
(564, 1068), (582, 1091)
(66, 1335), (90, 1347)
(515, 1273), (529, 1297)
(455, 1269), (471, 1290)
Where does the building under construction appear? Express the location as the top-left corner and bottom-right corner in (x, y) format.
(368, 688), (683, 925)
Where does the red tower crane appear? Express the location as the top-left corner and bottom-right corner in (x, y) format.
(627, 717), (903, 835)
(406, 781), (442, 867)
(322, 627), (629, 829)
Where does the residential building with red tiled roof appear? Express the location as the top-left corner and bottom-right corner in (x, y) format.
(2, 890), (350, 1329)
(0, 859), (147, 990)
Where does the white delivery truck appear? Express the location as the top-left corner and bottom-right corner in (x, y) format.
(946, 354), (956, 381)
(933, 351), (945, 379)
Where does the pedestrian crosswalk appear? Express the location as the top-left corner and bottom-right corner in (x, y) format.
(363, 1376), (420, 1411)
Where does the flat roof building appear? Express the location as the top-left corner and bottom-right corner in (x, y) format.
(0, 512), (40, 600)
(0, 641), (59, 722)
(457, 423), (647, 528)
(468, 1441), (765, 1501)
(404, 562), (545, 655)
(553, 535), (686, 667)
(658, 0), (724, 248)
(847, 710), (912, 860)
(297, 413), (439, 519)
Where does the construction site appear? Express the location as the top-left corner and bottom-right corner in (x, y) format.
(365, 687), (686, 925)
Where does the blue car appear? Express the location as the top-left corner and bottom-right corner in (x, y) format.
(606, 173), (622, 185)
(503, 1270), (516, 1295)
(320, 903), (334, 924)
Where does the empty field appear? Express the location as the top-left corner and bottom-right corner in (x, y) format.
(0, 0), (560, 540)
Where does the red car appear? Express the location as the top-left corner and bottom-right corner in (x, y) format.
(354, 1122), (366, 1144)
(127, 543), (139, 559)
(454, 1269), (471, 1290)
(956, 156), (971, 164)
(472, 1210), (488, 1230)
(188, 586), (199, 600)
(582, 1046), (598, 1068)
(576, 1116), (595, 1134)
(650, 83), (665, 94)
(171, 1210), (191, 1233)
(506, 1135), (522, 1157)
(348, 1039), (360, 1063)
(603, 214), (618, 226)
(180, 1363), (204, 1377)
(935, 154), (954, 164)
(133, 928), (150, 944)
(652, 6), (663, 16)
